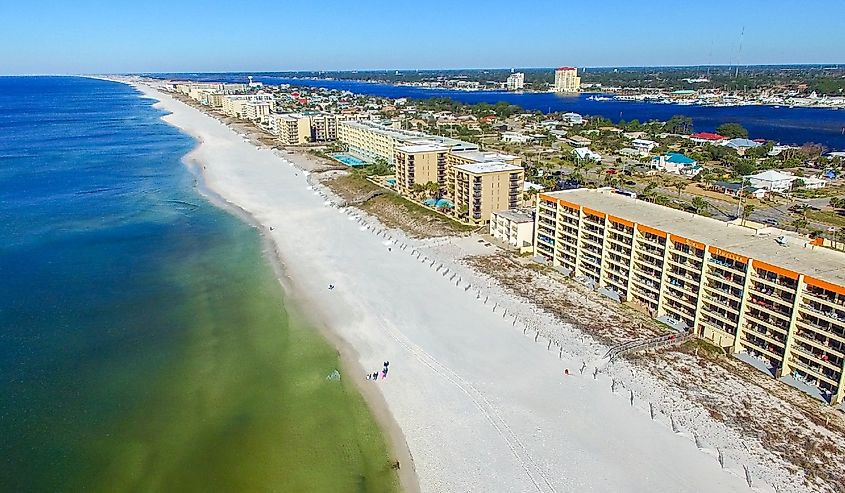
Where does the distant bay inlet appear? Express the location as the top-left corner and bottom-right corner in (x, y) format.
(154, 73), (845, 151)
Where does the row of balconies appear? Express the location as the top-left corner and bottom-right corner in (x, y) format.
(709, 255), (747, 274)
(805, 285), (845, 306)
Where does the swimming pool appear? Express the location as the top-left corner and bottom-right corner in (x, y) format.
(331, 153), (367, 167)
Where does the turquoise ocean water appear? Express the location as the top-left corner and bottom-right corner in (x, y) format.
(0, 77), (397, 492)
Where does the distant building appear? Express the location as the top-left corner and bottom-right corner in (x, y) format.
(574, 147), (601, 161)
(506, 72), (525, 91)
(744, 170), (797, 193)
(454, 162), (524, 224)
(501, 131), (534, 144)
(690, 132), (726, 144)
(651, 153), (701, 176)
(724, 138), (762, 155)
(554, 67), (581, 93)
(339, 120), (477, 164)
(490, 209), (535, 253)
(801, 176), (827, 190)
(221, 94), (276, 119)
(267, 113), (311, 145)
(242, 101), (273, 122)
(630, 138), (658, 155)
(711, 181), (767, 199)
(560, 112), (584, 125)
(564, 135), (592, 147)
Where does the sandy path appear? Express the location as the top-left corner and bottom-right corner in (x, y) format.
(130, 82), (755, 493)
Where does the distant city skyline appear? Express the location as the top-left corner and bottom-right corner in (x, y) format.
(1, 0), (844, 75)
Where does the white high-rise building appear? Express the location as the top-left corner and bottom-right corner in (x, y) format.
(506, 72), (524, 91)
(554, 67), (581, 93)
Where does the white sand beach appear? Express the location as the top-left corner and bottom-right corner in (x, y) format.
(128, 81), (776, 493)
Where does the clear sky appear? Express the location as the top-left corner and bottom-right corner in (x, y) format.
(1, 0), (843, 74)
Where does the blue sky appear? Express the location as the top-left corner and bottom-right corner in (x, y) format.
(1, 0), (843, 74)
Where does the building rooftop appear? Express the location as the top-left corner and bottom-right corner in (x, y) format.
(544, 188), (845, 287)
(341, 120), (478, 151)
(396, 144), (447, 153)
(455, 161), (523, 174)
(450, 149), (518, 163)
(494, 209), (534, 223)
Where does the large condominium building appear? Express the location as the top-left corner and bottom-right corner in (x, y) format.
(506, 72), (525, 91)
(454, 162), (524, 224)
(338, 120), (478, 164)
(267, 113), (311, 145)
(554, 67), (581, 93)
(266, 113), (370, 145)
(221, 94), (276, 119)
(535, 188), (845, 405)
(395, 144), (448, 196)
(446, 149), (523, 199)
(242, 101), (273, 122)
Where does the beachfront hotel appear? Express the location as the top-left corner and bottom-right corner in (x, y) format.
(221, 94), (276, 120)
(554, 67), (581, 93)
(267, 113), (311, 145)
(394, 144), (448, 196)
(454, 162), (524, 225)
(338, 120), (478, 165)
(535, 188), (845, 405)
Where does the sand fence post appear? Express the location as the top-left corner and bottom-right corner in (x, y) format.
(649, 403), (655, 420)
(670, 415), (678, 433)
(743, 465), (752, 488)
(547, 339), (552, 350)
(717, 448), (724, 468)
(629, 390), (634, 406)
(611, 379), (616, 393)
(534, 331), (539, 342)
(580, 362), (586, 375)
(592, 367), (598, 379)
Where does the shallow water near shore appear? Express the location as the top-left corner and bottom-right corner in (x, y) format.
(0, 76), (398, 492)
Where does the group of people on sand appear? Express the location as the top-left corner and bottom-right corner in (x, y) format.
(366, 361), (389, 381)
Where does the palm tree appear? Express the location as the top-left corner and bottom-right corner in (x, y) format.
(672, 179), (686, 197)
(741, 203), (756, 225)
(411, 183), (427, 200)
(691, 197), (710, 215)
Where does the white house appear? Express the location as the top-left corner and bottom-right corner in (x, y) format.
(744, 170), (796, 193)
(574, 147), (601, 161)
(561, 112), (584, 126)
(501, 131), (534, 144)
(630, 138), (658, 155)
(801, 176), (827, 190)
(650, 153), (701, 176)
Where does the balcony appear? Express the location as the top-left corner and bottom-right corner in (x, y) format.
(706, 267), (746, 288)
(709, 256), (747, 275)
(742, 322), (786, 345)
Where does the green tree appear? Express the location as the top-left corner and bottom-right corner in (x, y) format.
(672, 179), (686, 196)
(716, 122), (749, 139)
(734, 161), (756, 177)
(691, 197), (710, 215)
(663, 115), (694, 135)
(741, 203), (756, 225)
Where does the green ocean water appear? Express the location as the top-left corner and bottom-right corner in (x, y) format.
(0, 77), (398, 492)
